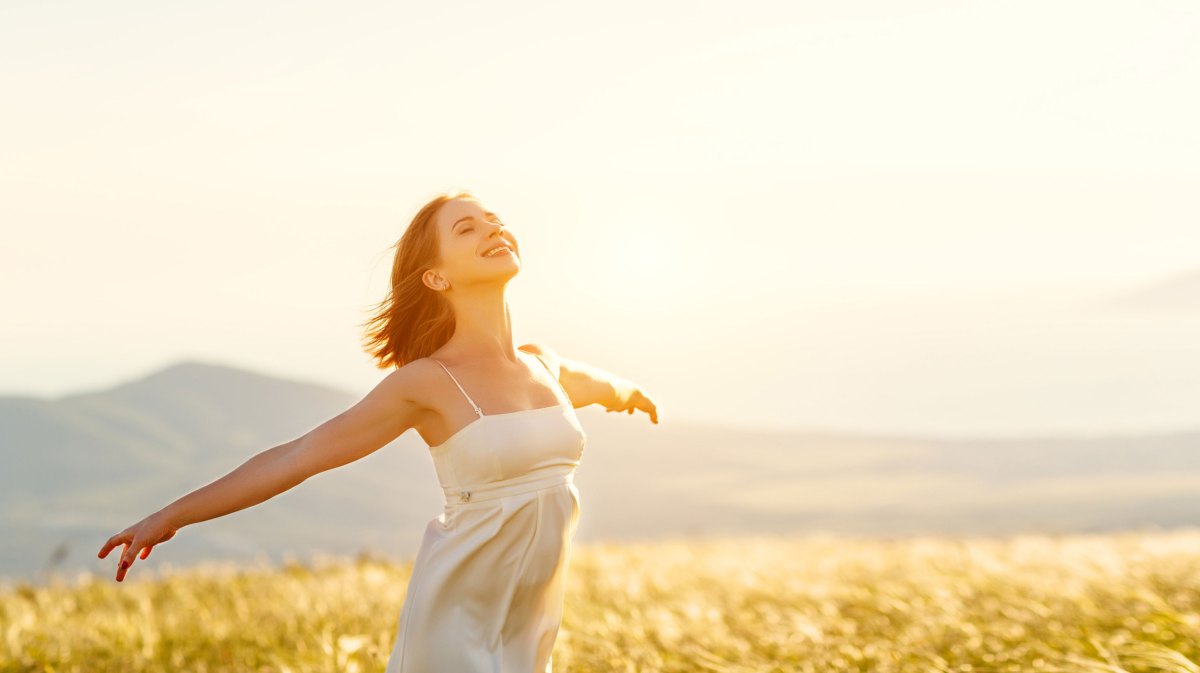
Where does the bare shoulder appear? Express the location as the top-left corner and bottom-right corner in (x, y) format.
(518, 342), (606, 408)
(349, 357), (447, 426)
(288, 357), (443, 478)
(345, 357), (451, 438)
(386, 356), (445, 404)
(349, 358), (439, 423)
(518, 341), (563, 376)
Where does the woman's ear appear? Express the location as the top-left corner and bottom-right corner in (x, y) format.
(422, 269), (449, 291)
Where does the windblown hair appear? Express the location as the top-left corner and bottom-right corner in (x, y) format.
(360, 189), (476, 369)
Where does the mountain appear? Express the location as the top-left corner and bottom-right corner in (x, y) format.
(1, 359), (435, 583)
(3, 359), (1200, 584)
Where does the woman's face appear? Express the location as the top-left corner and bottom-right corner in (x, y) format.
(429, 197), (521, 291)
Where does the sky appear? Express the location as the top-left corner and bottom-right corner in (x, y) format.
(2, 0), (1199, 438)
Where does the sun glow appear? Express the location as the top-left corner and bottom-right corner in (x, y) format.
(573, 209), (714, 313)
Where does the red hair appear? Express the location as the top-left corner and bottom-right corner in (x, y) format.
(360, 189), (476, 369)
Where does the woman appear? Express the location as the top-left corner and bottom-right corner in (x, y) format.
(97, 189), (660, 671)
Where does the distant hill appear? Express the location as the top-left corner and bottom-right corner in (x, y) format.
(3, 359), (1200, 583)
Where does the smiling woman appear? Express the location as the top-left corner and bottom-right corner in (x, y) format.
(351, 190), (656, 671)
(97, 188), (658, 673)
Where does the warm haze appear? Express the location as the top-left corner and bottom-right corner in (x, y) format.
(5, 4), (1200, 669)
(2, 0), (1198, 440)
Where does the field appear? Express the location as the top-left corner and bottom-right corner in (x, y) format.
(3, 531), (1200, 672)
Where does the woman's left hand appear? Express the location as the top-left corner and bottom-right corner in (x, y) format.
(606, 383), (658, 424)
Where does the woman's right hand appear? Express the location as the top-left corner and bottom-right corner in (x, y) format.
(97, 509), (180, 582)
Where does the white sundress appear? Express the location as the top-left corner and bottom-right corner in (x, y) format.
(385, 351), (587, 672)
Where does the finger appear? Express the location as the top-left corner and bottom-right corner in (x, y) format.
(98, 533), (120, 558)
(98, 532), (128, 559)
(118, 556), (134, 581)
(141, 546), (152, 560)
(118, 543), (140, 582)
(116, 543), (129, 581)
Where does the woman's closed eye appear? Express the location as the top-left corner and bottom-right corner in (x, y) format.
(461, 219), (505, 234)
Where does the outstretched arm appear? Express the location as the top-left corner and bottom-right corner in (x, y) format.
(98, 363), (427, 581)
(520, 342), (659, 424)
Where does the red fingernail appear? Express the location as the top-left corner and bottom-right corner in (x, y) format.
(121, 560), (129, 569)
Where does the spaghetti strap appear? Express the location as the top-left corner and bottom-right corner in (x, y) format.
(430, 358), (483, 418)
(525, 350), (571, 403)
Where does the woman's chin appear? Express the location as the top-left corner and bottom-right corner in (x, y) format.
(486, 264), (521, 281)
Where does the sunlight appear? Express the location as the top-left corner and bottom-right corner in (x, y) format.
(576, 209), (711, 313)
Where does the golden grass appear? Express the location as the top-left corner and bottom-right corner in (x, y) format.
(3, 531), (1200, 672)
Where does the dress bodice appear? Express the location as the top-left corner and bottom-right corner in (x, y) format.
(427, 353), (587, 490)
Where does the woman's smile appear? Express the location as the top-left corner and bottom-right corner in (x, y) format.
(481, 244), (515, 258)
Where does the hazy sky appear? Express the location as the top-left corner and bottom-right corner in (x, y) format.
(3, 0), (1199, 438)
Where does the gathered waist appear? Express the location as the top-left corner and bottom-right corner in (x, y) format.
(442, 469), (574, 506)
